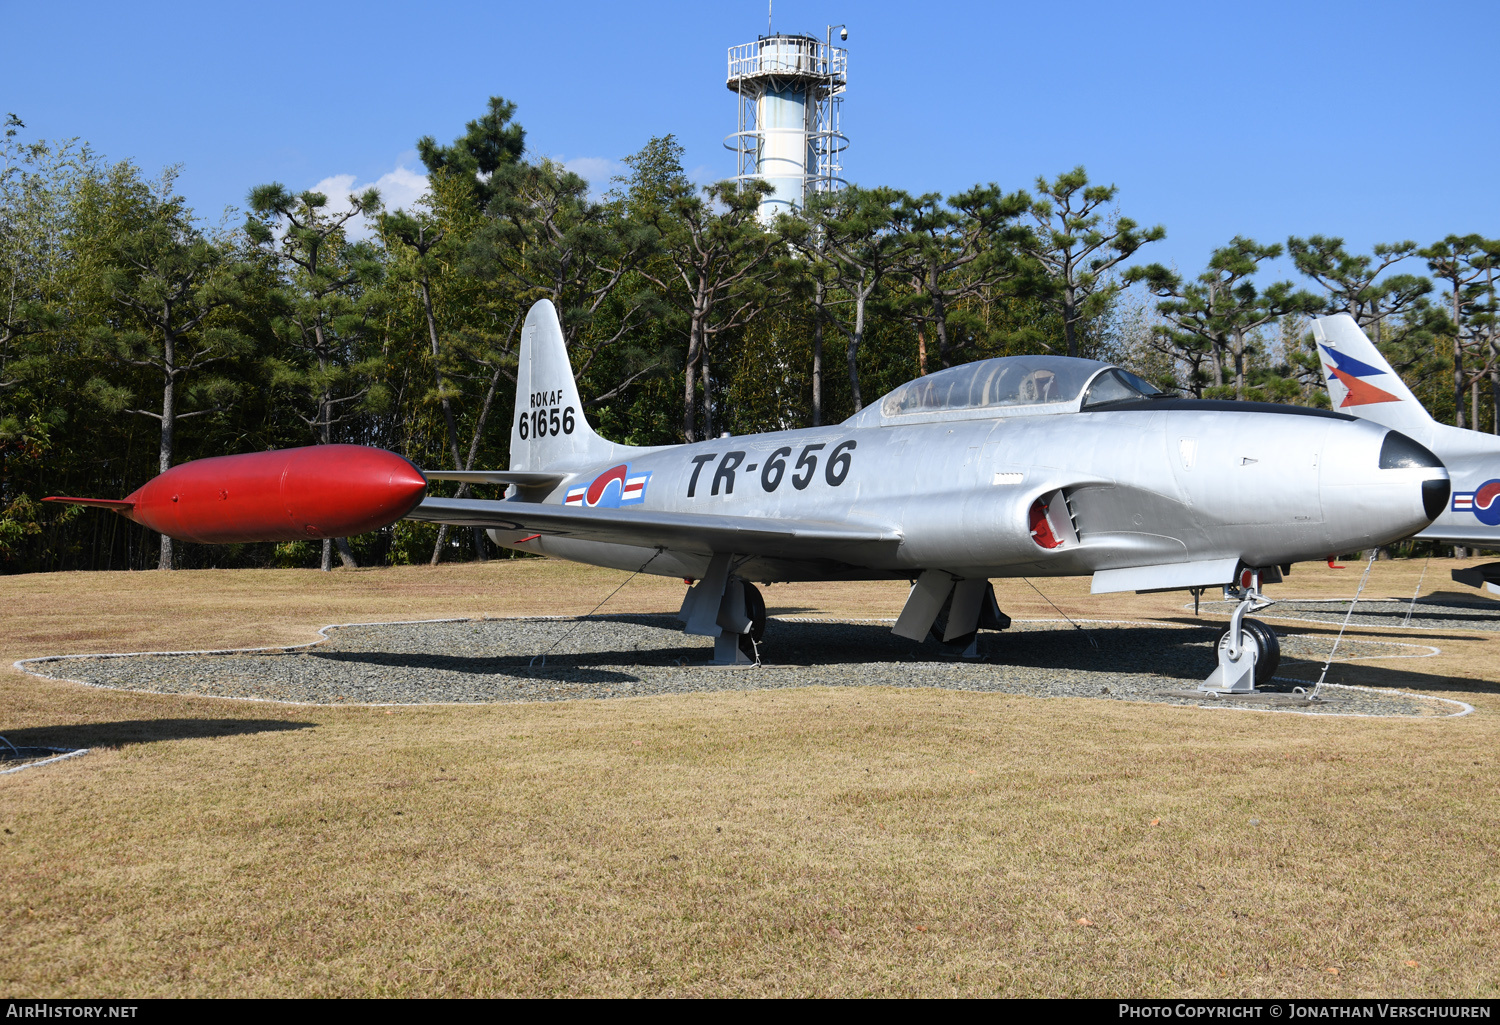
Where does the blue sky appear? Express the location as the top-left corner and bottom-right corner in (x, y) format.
(6, 0), (1496, 278)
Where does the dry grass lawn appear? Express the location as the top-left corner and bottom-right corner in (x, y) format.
(2, 557), (1498, 997)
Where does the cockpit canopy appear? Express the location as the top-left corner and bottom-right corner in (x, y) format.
(869, 355), (1161, 423)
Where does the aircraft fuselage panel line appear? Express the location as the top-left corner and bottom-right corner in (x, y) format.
(412, 400), (1442, 589)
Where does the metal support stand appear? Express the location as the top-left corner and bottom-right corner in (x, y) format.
(1199, 568), (1276, 694)
(1201, 595), (1257, 693)
(944, 579), (987, 642)
(711, 632), (754, 666)
(894, 574), (1008, 659)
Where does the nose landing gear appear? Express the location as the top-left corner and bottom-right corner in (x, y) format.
(1200, 568), (1282, 694)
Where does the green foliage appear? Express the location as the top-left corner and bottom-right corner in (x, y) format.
(0, 412), (50, 561)
(248, 182), (387, 445)
(1128, 237), (1322, 399)
(1024, 166), (1165, 359)
(416, 96), (524, 211)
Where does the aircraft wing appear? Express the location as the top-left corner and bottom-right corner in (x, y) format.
(420, 470), (568, 488)
(1415, 527), (1500, 547)
(407, 497), (903, 561)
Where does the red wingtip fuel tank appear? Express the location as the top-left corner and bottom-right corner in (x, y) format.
(47, 445), (427, 544)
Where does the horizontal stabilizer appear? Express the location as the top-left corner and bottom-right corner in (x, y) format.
(407, 496), (902, 561)
(420, 470), (568, 489)
(1451, 562), (1500, 591)
(43, 496), (135, 511)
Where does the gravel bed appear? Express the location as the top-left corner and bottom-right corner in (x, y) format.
(1196, 594), (1500, 632)
(21, 615), (1466, 718)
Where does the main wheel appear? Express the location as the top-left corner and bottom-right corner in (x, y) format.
(737, 582), (767, 660)
(1216, 618), (1281, 689)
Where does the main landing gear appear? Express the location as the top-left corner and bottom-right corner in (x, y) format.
(737, 582), (767, 661)
(1201, 567), (1283, 694)
(893, 572), (1011, 658)
(677, 553), (766, 665)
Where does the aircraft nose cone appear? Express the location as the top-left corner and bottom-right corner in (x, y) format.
(1318, 423), (1449, 553)
(1377, 430), (1448, 524)
(384, 460), (429, 503)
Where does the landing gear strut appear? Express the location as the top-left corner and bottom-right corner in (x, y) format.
(677, 553), (765, 666)
(891, 573), (1010, 659)
(1200, 568), (1282, 694)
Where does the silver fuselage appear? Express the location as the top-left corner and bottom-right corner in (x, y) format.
(492, 402), (1442, 583)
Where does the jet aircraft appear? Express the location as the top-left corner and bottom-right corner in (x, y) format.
(50, 301), (1450, 693)
(1314, 312), (1500, 594)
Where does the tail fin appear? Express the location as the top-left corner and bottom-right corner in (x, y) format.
(509, 300), (628, 471)
(1311, 314), (1435, 437)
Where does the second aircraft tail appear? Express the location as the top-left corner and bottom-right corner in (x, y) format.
(1311, 313), (1434, 438)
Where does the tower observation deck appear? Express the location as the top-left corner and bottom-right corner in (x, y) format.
(726, 30), (848, 222)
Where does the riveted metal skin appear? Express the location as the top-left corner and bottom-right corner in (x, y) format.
(444, 401), (1443, 586)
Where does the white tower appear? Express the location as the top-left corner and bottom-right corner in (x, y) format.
(726, 27), (848, 222)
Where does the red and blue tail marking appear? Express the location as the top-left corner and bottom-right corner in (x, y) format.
(1320, 345), (1400, 408)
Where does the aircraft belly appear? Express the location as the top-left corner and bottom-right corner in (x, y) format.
(513, 536), (708, 578)
(502, 534), (903, 583)
(1415, 526), (1500, 547)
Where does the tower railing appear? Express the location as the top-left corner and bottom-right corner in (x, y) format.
(726, 36), (847, 86)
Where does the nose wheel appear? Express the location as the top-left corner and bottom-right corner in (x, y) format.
(1213, 618), (1281, 689)
(1200, 569), (1281, 694)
